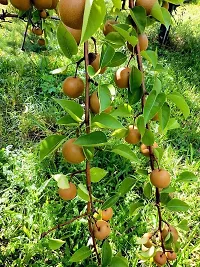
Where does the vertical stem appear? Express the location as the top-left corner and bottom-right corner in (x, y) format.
(21, 10), (31, 51)
(84, 42), (101, 266)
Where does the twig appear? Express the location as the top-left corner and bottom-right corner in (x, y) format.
(40, 213), (88, 238)
(122, 0), (126, 10)
(84, 41), (101, 265)
(75, 57), (85, 78)
(21, 10), (31, 51)
(88, 78), (98, 86)
(70, 169), (86, 181)
(127, 54), (134, 67)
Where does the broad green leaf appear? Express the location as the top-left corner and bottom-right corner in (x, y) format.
(160, 193), (171, 204)
(161, 186), (176, 193)
(141, 50), (158, 68)
(166, 199), (190, 212)
(54, 99), (84, 122)
(57, 115), (79, 126)
(74, 131), (107, 146)
(167, 92), (190, 119)
(112, 144), (139, 163)
(83, 147), (94, 161)
(112, 24), (138, 47)
(167, 0), (183, 3)
(118, 178), (135, 196)
(52, 174), (69, 189)
(105, 32), (125, 48)
(102, 240), (112, 267)
(49, 239), (65, 250)
(161, 7), (171, 29)
(98, 84), (111, 113)
(112, 128), (128, 139)
(143, 182), (152, 198)
(142, 129), (154, 146)
(110, 256), (128, 267)
(39, 135), (66, 161)
(165, 118), (180, 131)
(81, 0), (106, 43)
(88, 65), (96, 77)
(57, 22), (78, 58)
(102, 195), (120, 210)
(129, 201), (143, 216)
(92, 113), (123, 129)
(69, 246), (91, 262)
(100, 43), (115, 68)
(130, 6), (147, 33)
(129, 66), (143, 104)
(107, 52), (127, 67)
(137, 115), (146, 136)
(177, 220), (189, 231)
(176, 171), (197, 183)
(111, 0), (121, 9)
(154, 147), (164, 164)
(90, 167), (108, 183)
(110, 104), (132, 117)
(143, 90), (166, 124)
(153, 78), (162, 95)
(159, 103), (170, 131)
(77, 183), (90, 201)
(151, 3), (166, 26)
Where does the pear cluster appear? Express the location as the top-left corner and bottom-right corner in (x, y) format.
(10, 0), (58, 11)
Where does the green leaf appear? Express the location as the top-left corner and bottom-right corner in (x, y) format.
(143, 182), (152, 198)
(138, 246), (155, 259)
(88, 65), (97, 77)
(98, 84), (111, 113)
(153, 78), (162, 94)
(176, 171), (198, 183)
(165, 118), (180, 131)
(111, 0), (121, 9)
(107, 52), (127, 67)
(77, 184), (90, 201)
(129, 201), (143, 216)
(102, 195), (120, 210)
(100, 43), (115, 68)
(57, 22), (78, 58)
(151, 2), (171, 28)
(90, 167), (108, 183)
(52, 174), (69, 189)
(177, 220), (189, 231)
(105, 32), (125, 48)
(92, 113), (123, 129)
(130, 6), (147, 33)
(118, 178), (135, 196)
(83, 147), (94, 161)
(54, 99), (84, 122)
(112, 128), (128, 139)
(110, 104), (132, 117)
(141, 50), (158, 69)
(39, 135), (66, 161)
(142, 129), (154, 146)
(143, 90), (166, 124)
(112, 24), (138, 47)
(110, 256), (128, 267)
(81, 0), (106, 43)
(48, 239), (65, 250)
(167, 0), (183, 3)
(154, 148), (164, 164)
(136, 115), (145, 136)
(112, 144), (139, 163)
(161, 186), (176, 193)
(102, 240), (112, 267)
(159, 103), (170, 131)
(69, 246), (91, 262)
(167, 92), (190, 119)
(166, 199), (190, 212)
(161, 7), (171, 29)
(74, 131), (107, 146)
(160, 193), (171, 204)
(129, 66), (143, 104)
(57, 115), (79, 126)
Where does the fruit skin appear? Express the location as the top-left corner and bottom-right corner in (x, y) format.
(58, 182), (77, 200)
(125, 126), (141, 144)
(40, 10), (48, 19)
(32, 27), (43, 36)
(162, 225), (178, 243)
(50, 0), (59, 9)
(152, 113), (159, 121)
(10, 0), (31, 11)
(114, 67), (131, 88)
(38, 38), (45, 46)
(136, 0), (157, 15)
(66, 26), (82, 45)
(59, 0), (85, 29)
(166, 251), (177, 261)
(62, 77), (84, 98)
(89, 53), (106, 74)
(153, 251), (167, 266)
(89, 92), (111, 114)
(140, 142), (158, 157)
(102, 208), (113, 221)
(162, 1), (169, 10)
(0, 0), (8, 5)
(62, 138), (85, 164)
(143, 233), (153, 248)
(103, 20), (117, 36)
(138, 33), (148, 51)
(150, 169), (171, 189)
(93, 220), (111, 240)
(33, 0), (52, 10)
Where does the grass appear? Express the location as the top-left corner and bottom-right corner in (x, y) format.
(0, 3), (200, 267)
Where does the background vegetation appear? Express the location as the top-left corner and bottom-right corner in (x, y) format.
(0, 2), (199, 266)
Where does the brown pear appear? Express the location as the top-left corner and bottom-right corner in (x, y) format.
(33, 0), (52, 9)
(62, 76), (84, 98)
(166, 251), (177, 261)
(38, 38), (45, 46)
(153, 251), (167, 266)
(89, 53), (106, 74)
(114, 67), (131, 88)
(138, 33), (148, 51)
(10, 0), (31, 10)
(62, 138), (85, 164)
(140, 142), (158, 157)
(162, 225), (178, 243)
(102, 208), (113, 221)
(40, 10), (48, 19)
(58, 182), (77, 200)
(162, 1), (169, 10)
(93, 220), (111, 240)
(50, 0), (59, 9)
(32, 27), (43, 36)
(66, 26), (82, 45)
(103, 20), (117, 36)
(125, 126), (141, 144)
(150, 169), (171, 188)
(0, 0), (8, 5)
(136, 0), (157, 15)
